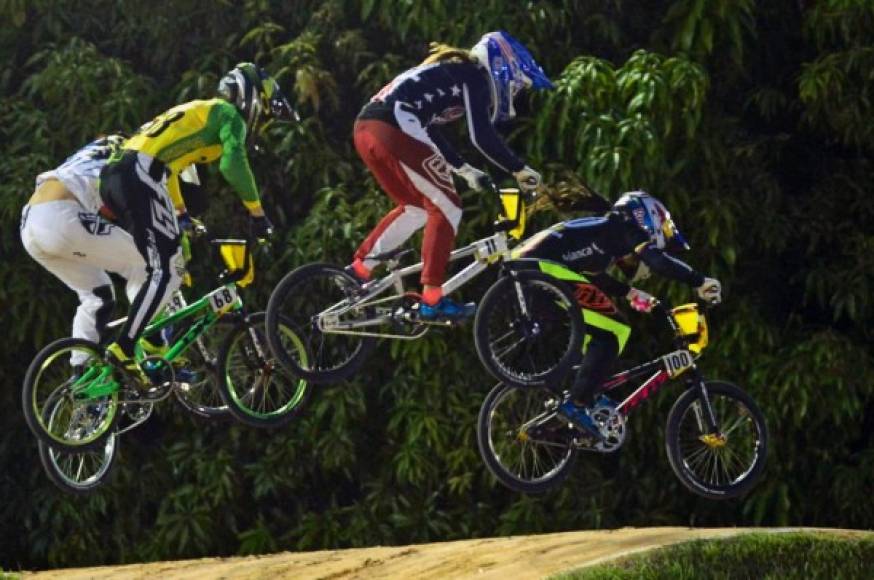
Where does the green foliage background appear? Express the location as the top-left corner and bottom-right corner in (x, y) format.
(1, 0), (872, 570)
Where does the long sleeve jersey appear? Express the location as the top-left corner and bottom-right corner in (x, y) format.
(516, 212), (705, 296)
(357, 61), (525, 173)
(36, 137), (117, 213)
(124, 99), (260, 213)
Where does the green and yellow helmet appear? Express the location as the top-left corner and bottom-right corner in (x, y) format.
(217, 62), (297, 135)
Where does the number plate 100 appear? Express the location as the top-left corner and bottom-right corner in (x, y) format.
(208, 286), (239, 313)
(662, 349), (694, 377)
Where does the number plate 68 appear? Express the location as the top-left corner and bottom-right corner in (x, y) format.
(208, 286), (239, 313)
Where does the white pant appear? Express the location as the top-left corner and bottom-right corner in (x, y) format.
(20, 200), (148, 358)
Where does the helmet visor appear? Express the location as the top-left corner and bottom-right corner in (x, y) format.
(662, 216), (690, 251)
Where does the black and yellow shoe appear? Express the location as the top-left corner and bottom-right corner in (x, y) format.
(105, 342), (150, 389)
(138, 336), (193, 367)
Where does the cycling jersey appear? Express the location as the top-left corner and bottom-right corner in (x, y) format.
(517, 212), (705, 296)
(124, 98), (260, 212)
(35, 137), (117, 213)
(358, 61), (525, 173)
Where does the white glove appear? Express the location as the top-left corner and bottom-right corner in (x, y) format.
(453, 163), (489, 191)
(697, 277), (722, 304)
(513, 165), (541, 192)
(626, 287), (657, 313)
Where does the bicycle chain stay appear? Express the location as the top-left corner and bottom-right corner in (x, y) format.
(73, 365), (119, 400)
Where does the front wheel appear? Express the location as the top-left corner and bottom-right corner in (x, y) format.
(22, 338), (119, 452)
(665, 380), (768, 499)
(169, 319), (233, 419)
(477, 382), (578, 494)
(475, 270), (584, 388)
(218, 312), (310, 428)
(265, 263), (376, 383)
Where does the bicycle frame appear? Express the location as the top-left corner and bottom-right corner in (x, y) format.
(72, 237), (254, 402)
(319, 222), (515, 340)
(587, 307), (719, 433)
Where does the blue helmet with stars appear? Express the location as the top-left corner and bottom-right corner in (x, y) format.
(470, 31), (554, 123)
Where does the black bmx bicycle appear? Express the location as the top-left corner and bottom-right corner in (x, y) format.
(477, 281), (768, 499)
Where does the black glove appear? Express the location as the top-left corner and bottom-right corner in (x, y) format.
(177, 212), (207, 237)
(250, 214), (274, 240)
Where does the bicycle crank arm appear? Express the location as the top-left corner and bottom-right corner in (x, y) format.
(115, 404), (155, 435)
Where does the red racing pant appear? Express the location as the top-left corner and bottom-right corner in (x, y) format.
(352, 119), (462, 287)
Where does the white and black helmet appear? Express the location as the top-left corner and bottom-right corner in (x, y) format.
(217, 62), (296, 135)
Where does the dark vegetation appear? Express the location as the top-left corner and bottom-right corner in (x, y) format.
(0, 0), (871, 570)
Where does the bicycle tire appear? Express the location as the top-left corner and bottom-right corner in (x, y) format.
(477, 382), (578, 494)
(665, 380), (768, 499)
(38, 435), (118, 495)
(23, 338), (119, 452)
(218, 311), (311, 428)
(265, 262), (376, 383)
(170, 318), (233, 419)
(474, 270), (584, 388)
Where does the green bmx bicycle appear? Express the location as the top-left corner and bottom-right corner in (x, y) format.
(23, 237), (311, 461)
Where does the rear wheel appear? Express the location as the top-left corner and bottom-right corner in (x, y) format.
(265, 263), (375, 383)
(665, 380), (768, 499)
(218, 312), (310, 428)
(475, 270), (584, 388)
(38, 435), (117, 495)
(477, 382), (578, 494)
(22, 338), (119, 452)
(37, 384), (118, 494)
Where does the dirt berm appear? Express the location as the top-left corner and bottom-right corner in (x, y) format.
(24, 526), (870, 579)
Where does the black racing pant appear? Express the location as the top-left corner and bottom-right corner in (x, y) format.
(571, 326), (620, 406)
(99, 151), (182, 356)
(569, 283), (630, 406)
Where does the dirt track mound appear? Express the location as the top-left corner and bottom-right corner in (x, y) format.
(25, 526), (869, 579)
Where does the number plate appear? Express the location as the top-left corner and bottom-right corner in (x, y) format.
(208, 286), (239, 313)
(165, 292), (185, 314)
(662, 349), (694, 377)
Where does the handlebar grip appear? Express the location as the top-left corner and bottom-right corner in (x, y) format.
(478, 174), (499, 194)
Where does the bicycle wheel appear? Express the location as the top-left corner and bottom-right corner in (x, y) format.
(219, 311), (311, 428)
(169, 320), (232, 419)
(475, 270), (584, 388)
(37, 385), (118, 494)
(23, 338), (119, 452)
(477, 382), (578, 494)
(265, 263), (375, 383)
(665, 380), (768, 499)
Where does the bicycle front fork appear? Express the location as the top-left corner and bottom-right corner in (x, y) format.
(689, 371), (720, 434)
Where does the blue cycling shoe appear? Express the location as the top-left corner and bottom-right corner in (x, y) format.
(557, 400), (605, 440)
(418, 297), (476, 321)
(174, 367), (203, 384)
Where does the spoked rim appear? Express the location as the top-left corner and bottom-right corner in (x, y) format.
(484, 279), (578, 384)
(486, 387), (575, 486)
(44, 393), (116, 490)
(224, 321), (309, 420)
(172, 333), (229, 416)
(274, 267), (368, 376)
(676, 393), (764, 491)
(30, 344), (118, 449)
